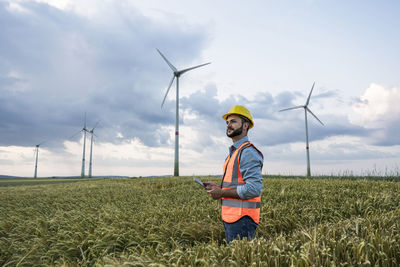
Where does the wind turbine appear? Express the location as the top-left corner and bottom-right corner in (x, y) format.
(279, 82), (324, 177)
(33, 141), (45, 178)
(157, 48), (211, 176)
(88, 121), (100, 178)
(80, 113), (88, 178)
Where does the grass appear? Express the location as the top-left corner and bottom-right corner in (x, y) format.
(0, 178), (95, 187)
(0, 176), (399, 266)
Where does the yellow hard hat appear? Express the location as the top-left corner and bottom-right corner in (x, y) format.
(222, 105), (254, 129)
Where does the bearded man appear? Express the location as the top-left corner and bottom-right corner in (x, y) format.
(204, 105), (264, 243)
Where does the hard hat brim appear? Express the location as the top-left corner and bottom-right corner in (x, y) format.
(222, 113), (254, 129)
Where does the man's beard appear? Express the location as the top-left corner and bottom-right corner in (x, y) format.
(226, 124), (243, 138)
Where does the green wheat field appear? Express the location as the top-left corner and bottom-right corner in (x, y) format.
(1, 176), (399, 266)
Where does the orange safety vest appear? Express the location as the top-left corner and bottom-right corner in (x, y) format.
(221, 141), (263, 224)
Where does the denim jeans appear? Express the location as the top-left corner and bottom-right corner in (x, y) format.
(223, 216), (258, 243)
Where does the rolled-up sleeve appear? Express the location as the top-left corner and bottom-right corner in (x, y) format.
(236, 148), (264, 199)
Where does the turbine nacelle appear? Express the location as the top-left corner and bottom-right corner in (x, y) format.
(89, 120), (101, 134)
(35, 141), (45, 149)
(157, 48), (211, 108)
(279, 82), (323, 126)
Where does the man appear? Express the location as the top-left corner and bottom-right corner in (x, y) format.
(204, 105), (264, 243)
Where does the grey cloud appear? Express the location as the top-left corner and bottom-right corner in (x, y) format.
(312, 90), (339, 100)
(181, 84), (222, 121)
(180, 88), (372, 149)
(253, 113), (370, 147)
(274, 91), (299, 108)
(367, 119), (400, 146)
(0, 1), (208, 148)
(247, 87), (373, 146)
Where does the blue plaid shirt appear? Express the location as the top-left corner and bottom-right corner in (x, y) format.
(228, 136), (264, 199)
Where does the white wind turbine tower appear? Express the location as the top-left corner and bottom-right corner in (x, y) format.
(80, 113), (89, 178)
(33, 141), (45, 178)
(88, 121), (100, 178)
(279, 82), (324, 177)
(157, 49), (211, 177)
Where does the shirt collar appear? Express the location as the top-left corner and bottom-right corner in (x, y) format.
(229, 136), (249, 155)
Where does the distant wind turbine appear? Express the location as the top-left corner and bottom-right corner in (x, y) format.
(88, 121), (100, 178)
(279, 82), (324, 177)
(157, 48), (211, 176)
(34, 141), (45, 178)
(80, 113), (89, 178)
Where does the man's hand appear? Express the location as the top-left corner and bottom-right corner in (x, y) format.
(203, 182), (240, 200)
(207, 186), (223, 200)
(203, 182), (223, 200)
(203, 181), (218, 190)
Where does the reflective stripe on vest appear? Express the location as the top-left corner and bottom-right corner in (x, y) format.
(221, 141), (262, 224)
(222, 199), (261, 209)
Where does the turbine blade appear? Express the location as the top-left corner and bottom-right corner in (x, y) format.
(279, 105), (304, 112)
(305, 82), (315, 106)
(91, 120), (101, 131)
(156, 48), (177, 72)
(37, 141), (46, 147)
(84, 112), (87, 129)
(306, 107), (324, 125)
(161, 75), (175, 108)
(68, 130), (82, 139)
(179, 62), (211, 75)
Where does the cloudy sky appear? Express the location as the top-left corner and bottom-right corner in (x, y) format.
(1, 0), (400, 177)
